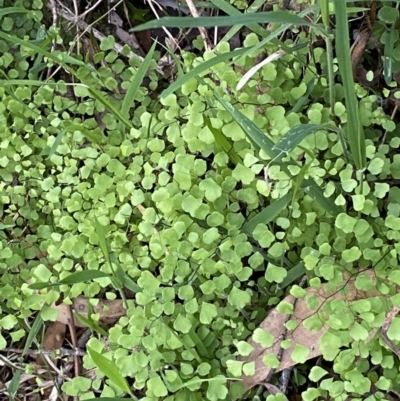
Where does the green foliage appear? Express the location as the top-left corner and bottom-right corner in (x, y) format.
(2, 1), (400, 401)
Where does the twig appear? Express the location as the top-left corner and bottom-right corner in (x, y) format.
(79, 0), (103, 20)
(77, 329), (92, 349)
(66, 305), (81, 377)
(47, 2), (165, 75)
(382, 306), (400, 358)
(41, 352), (72, 380)
(49, 0), (57, 28)
(1, 347), (87, 357)
(147, 0), (181, 52)
(185, 0), (212, 50)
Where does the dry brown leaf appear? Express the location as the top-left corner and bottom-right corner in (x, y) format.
(36, 321), (66, 366)
(241, 271), (379, 391)
(54, 297), (126, 327)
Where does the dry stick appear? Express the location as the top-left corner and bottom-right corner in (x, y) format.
(1, 347), (87, 357)
(79, 0), (103, 20)
(185, 0), (212, 51)
(147, 0), (181, 52)
(50, 3), (165, 75)
(382, 306), (400, 358)
(49, 0), (58, 51)
(66, 305), (81, 377)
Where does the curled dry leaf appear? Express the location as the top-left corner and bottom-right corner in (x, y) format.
(241, 270), (379, 391)
(54, 297), (126, 327)
(36, 321), (66, 366)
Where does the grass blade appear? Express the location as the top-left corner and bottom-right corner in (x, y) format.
(215, 95), (342, 216)
(161, 47), (249, 98)
(9, 313), (45, 399)
(59, 270), (111, 284)
(384, 26), (396, 85)
(29, 271), (111, 289)
(272, 124), (324, 154)
(131, 11), (317, 31)
(0, 7), (38, 18)
(23, 314), (43, 356)
(120, 41), (157, 130)
(42, 130), (63, 157)
(0, 32), (82, 72)
(74, 312), (109, 337)
(334, 0), (366, 170)
(7, 370), (22, 401)
(242, 192), (292, 235)
(291, 78), (317, 113)
(88, 87), (133, 129)
(64, 123), (104, 145)
(210, 0), (268, 38)
(109, 252), (142, 293)
(0, 32), (132, 130)
(216, 97), (277, 158)
(161, 6), (318, 99)
(203, 116), (243, 165)
(95, 218), (112, 266)
(303, 178), (343, 216)
(277, 262), (305, 289)
(87, 346), (133, 396)
(291, 160), (313, 207)
(236, 50), (286, 91)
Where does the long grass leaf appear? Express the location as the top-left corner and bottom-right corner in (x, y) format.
(0, 32), (82, 72)
(131, 11), (317, 31)
(291, 161), (313, 208)
(0, 7), (38, 18)
(95, 219), (112, 266)
(203, 116), (243, 165)
(242, 192), (292, 235)
(334, 0), (366, 170)
(303, 178), (343, 216)
(74, 312), (109, 337)
(87, 347), (133, 395)
(109, 252), (142, 293)
(0, 33), (131, 129)
(161, 7), (318, 99)
(384, 26), (396, 85)
(217, 97), (277, 158)
(59, 270), (111, 284)
(272, 124), (324, 154)
(88, 87), (133, 129)
(210, 0), (267, 38)
(215, 96), (342, 216)
(29, 271), (111, 289)
(23, 314), (43, 356)
(120, 41), (157, 128)
(291, 78), (317, 113)
(278, 262), (305, 289)
(161, 47), (249, 98)
(64, 123), (104, 145)
(42, 130), (63, 157)
(7, 370), (22, 401)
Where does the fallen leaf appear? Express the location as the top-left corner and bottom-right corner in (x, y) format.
(54, 297), (126, 327)
(36, 321), (66, 365)
(241, 271), (379, 391)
